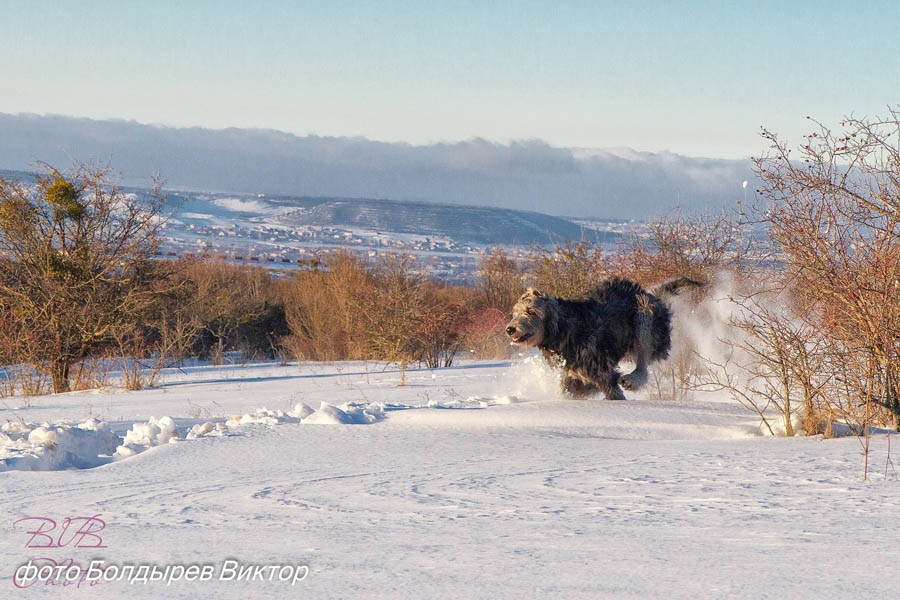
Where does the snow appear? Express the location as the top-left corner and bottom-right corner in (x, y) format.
(1, 398), (386, 471)
(301, 401), (383, 424)
(1, 358), (897, 598)
(114, 416), (180, 459)
(210, 197), (286, 215)
(0, 418), (119, 471)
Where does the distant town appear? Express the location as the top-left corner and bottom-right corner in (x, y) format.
(152, 192), (638, 283)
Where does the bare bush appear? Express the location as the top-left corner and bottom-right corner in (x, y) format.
(478, 247), (525, 311)
(358, 254), (425, 369)
(0, 164), (166, 393)
(0, 365), (50, 400)
(462, 308), (512, 360)
(0, 366), (14, 398)
(178, 260), (276, 365)
(622, 208), (750, 286)
(282, 253), (369, 361)
(282, 252), (477, 371)
(693, 285), (834, 436)
(69, 358), (114, 392)
(413, 281), (469, 368)
(529, 240), (611, 298)
(755, 111), (900, 432)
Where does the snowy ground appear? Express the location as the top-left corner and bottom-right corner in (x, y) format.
(1, 357), (897, 598)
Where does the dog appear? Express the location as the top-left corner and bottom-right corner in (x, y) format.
(505, 277), (702, 399)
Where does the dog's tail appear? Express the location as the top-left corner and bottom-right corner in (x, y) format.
(651, 276), (704, 299)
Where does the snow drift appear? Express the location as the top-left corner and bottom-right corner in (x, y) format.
(0, 418), (119, 471)
(1, 400), (387, 472)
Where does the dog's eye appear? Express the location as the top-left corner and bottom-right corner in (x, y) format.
(526, 308), (536, 315)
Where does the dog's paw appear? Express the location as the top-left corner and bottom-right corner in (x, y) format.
(620, 375), (642, 391)
(620, 370), (647, 391)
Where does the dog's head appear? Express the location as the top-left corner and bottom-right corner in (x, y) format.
(506, 288), (557, 347)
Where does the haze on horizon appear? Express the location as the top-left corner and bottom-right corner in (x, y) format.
(2, 0), (898, 160)
(0, 112), (757, 219)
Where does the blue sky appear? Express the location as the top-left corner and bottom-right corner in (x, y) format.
(1, 0), (897, 158)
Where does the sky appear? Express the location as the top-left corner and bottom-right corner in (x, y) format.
(1, 0), (898, 159)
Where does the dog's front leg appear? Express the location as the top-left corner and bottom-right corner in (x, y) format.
(561, 375), (599, 398)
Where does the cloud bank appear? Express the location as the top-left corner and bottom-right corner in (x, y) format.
(0, 113), (755, 219)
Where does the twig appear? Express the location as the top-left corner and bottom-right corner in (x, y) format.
(886, 433), (897, 481)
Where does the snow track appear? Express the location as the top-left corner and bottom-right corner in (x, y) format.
(1, 359), (897, 598)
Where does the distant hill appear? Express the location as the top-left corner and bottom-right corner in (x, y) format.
(0, 168), (37, 182)
(165, 191), (620, 247)
(0, 168), (614, 247)
(0, 113), (756, 220)
(268, 197), (611, 245)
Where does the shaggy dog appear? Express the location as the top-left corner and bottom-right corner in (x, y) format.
(505, 277), (702, 399)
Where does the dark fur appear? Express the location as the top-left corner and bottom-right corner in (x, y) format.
(506, 277), (702, 399)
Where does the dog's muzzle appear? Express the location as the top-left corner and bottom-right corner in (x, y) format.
(506, 326), (531, 343)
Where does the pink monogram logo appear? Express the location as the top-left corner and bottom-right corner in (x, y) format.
(14, 515), (107, 549)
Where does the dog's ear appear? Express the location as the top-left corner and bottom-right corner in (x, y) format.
(526, 288), (545, 298)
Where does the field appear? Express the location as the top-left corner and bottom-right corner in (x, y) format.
(1, 357), (897, 598)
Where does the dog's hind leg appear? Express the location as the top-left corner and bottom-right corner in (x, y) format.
(621, 350), (649, 391)
(621, 294), (653, 392)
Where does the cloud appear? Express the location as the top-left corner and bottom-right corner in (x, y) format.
(0, 113), (756, 219)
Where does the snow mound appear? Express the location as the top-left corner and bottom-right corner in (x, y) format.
(1, 398), (383, 471)
(0, 418), (119, 471)
(335, 401), (384, 424)
(124, 415), (179, 446)
(224, 402), (383, 427)
(115, 416), (181, 458)
(185, 421), (227, 439)
(302, 403), (352, 424)
(291, 402), (316, 420)
(302, 402), (383, 424)
(225, 407), (301, 428)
